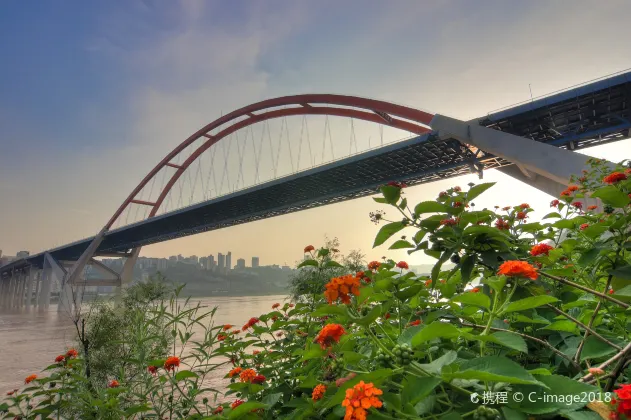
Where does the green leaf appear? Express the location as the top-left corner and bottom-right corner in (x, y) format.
(417, 351), (458, 375)
(373, 221), (406, 248)
(380, 185), (402, 205)
(397, 325), (423, 346)
(311, 305), (349, 318)
(228, 402), (268, 419)
(501, 407), (528, 420)
(540, 320), (578, 333)
(490, 331), (528, 353)
(174, 370), (199, 381)
(414, 201), (450, 215)
(451, 292), (490, 311)
(502, 296), (559, 314)
(402, 376), (441, 406)
(373, 197), (388, 203)
(580, 335), (617, 361)
(484, 276), (507, 294)
(590, 185), (631, 207)
(460, 255), (475, 283)
(389, 240), (415, 249)
(413, 230), (427, 244)
(543, 212), (562, 219)
(582, 224), (608, 239)
(610, 265), (631, 280)
(467, 182), (496, 201)
(324, 260), (343, 268)
(124, 405), (151, 416)
(297, 259), (318, 268)
(511, 374), (598, 414)
(443, 356), (544, 386)
(553, 219), (575, 229)
(353, 304), (387, 326)
(399, 197), (408, 210)
(411, 322), (460, 347)
(562, 411), (603, 420)
(261, 392), (284, 407)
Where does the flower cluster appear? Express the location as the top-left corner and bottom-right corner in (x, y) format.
(324, 274), (361, 304)
(242, 317), (260, 331)
(498, 261), (538, 280)
(342, 381), (383, 420)
(315, 324), (346, 349)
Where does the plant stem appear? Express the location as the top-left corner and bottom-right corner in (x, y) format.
(545, 305), (621, 350)
(539, 271), (629, 309)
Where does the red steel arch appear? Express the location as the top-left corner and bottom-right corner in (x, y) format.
(106, 94), (435, 230)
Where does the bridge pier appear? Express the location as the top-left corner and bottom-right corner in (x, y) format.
(38, 266), (52, 311)
(25, 267), (33, 310)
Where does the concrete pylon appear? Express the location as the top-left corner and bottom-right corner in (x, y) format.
(25, 267), (33, 310)
(430, 115), (615, 207)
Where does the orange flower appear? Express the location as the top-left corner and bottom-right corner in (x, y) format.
(66, 349), (78, 359)
(550, 199), (560, 207)
(55, 355), (65, 363)
(223, 324), (232, 331)
(342, 381), (383, 420)
(567, 185), (580, 192)
(253, 350), (260, 355)
(572, 201), (583, 209)
(560, 190), (572, 196)
(304, 245), (315, 253)
(453, 186), (461, 192)
(495, 218), (510, 230)
(228, 367), (243, 378)
(367, 261), (380, 271)
(242, 317), (260, 331)
(516, 211), (527, 220)
(272, 303), (280, 309)
(217, 334), (227, 341)
(148, 365), (158, 375)
(288, 303), (295, 308)
(231, 399), (245, 409)
(164, 356), (180, 371)
(453, 201), (463, 208)
(580, 223), (590, 230)
(498, 261), (538, 280)
(324, 274), (361, 304)
(213, 406), (224, 414)
(396, 261), (409, 270)
(440, 218), (458, 226)
(232, 329), (241, 335)
(108, 380), (119, 388)
(609, 289), (615, 295)
(239, 368), (257, 383)
(315, 324), (346, 349)
(24, 374), (37, 384)
(530, 243), (554, 256)
(520, 203), (530, 209)
(439, 191), (448, 198)
(603, 172), (627, 184)
(589, 367), (605, 376)
(312, 384), (327, 401)
(470, 287), (481, 293)
(587, 205), (598, 211)
(408, 320), (421, 326)
(424, 279), (432, 287)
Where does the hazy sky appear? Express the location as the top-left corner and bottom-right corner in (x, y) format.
(1, 0), (630, 267)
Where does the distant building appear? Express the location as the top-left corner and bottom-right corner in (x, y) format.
(252, 257), (259, 268)
(177, 254), (184, 262)
(236, 258), (246, 269)
(16, 251), (30, 259)
(218, 253), (225, 269)
(208, 255), (216, 269)
(169, 256), (177, 262)
(226, 252), (232, 271)
(190, 255), (199, 265)
(281, 265), (291, 271)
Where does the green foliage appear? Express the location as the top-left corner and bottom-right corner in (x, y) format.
(2, 159), (631, 419)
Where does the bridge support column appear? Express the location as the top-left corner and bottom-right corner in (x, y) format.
(114, 248), (140, 304)
(8, 273), (16, 309)
(16, 272), (24, 309)
(0, 278), (7, 309)
(33, 270), (41, 309)
(25, 267), (33, 310)
(38, 266), (52, 312)
(430, 115), (616, 207)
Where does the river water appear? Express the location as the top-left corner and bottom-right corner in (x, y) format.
(0, 294), (287, 394)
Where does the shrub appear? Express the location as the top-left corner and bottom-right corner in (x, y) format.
(2, 158), (631, 419)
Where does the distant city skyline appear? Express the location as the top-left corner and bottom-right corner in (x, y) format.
(1, 1), (630, 267)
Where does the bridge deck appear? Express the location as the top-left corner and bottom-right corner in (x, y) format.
(2, 70), (630, 276)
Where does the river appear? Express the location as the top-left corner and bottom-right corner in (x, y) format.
(0, 294), (287, 394)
